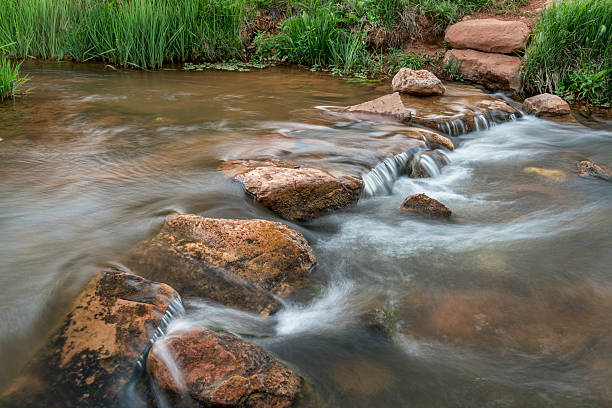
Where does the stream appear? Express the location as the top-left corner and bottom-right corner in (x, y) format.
(1, 62), (611, 407)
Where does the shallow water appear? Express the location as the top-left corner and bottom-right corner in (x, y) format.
(1, 62), (611, 407)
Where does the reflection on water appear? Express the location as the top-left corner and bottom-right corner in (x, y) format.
(1, 62), (611, 407)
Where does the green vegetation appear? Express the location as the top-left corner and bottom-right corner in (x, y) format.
(522, 0), (612, 104)
(0, 44), (28, 100)
(0, 0), (247, 69)
(1, 0), (609, 104)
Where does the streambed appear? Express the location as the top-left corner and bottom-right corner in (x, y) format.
(1, 62), (611, 407)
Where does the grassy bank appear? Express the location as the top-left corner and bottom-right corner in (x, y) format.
(0, 0), (526, 72)
(522, 0), (612, 104)
(0, 44), (28, 100)
(0, 0), (247, 69)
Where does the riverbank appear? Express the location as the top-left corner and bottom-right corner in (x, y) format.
(0, 0), (609, 104)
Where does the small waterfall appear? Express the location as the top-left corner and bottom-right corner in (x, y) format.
(436, 118), (467, 136)
(362, 149), (420, 197)
(473, 114), (491, 132)
(136, 296), (185, 370)
(409, 150), (450, 178)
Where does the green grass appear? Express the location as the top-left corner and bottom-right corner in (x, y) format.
(522, 0), (612, 104)
(0, 0), (248, 69)
(0, 56), (28, 100)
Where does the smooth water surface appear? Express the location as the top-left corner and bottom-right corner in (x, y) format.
(1, 62), (611, 407)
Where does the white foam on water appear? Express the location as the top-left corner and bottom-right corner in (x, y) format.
(275, 281), (356, 336)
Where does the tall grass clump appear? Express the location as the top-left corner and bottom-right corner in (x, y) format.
(522, 0), (612, 104)
(0, 44), (29, 100)
(273, 1), (376, 75)
(0, 0), (248, 69)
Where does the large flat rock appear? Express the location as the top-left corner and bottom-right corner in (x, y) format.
(445, 49), (522, 93)
(220, 159), (363, 221)
(120, 214), (316, 315)
(2, 271), (179, 407)
(445, 18), (530, 53)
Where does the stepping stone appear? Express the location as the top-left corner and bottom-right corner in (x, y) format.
(120, 214), (317, 315)
(220, 159), (363, 221)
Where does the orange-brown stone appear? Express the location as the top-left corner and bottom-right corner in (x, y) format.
(120, 214), (316, 314)
(220, 159), (362, 221)
(2, 271), (179, 407)
(147, 327), (302, 408)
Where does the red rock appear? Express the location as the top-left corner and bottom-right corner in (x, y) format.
(444, 49), (522, 93)
(343, 92), (411, 122)
(577, 160), (612, 182)
(2, 272), (179, 407)
(523, 93), (571, 118)
(399, 193), (452, 217)
(120, 214), (316, 315)
(147, 327), (302, 408)
(392, 68), (446, 96)
(445, 19), (530, 53)
(220, 159), (362, 221)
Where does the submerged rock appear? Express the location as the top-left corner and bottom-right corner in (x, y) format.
(445, 18), (530, 54)
(343, 92), (411, 122)
(399, 193), (452, 218)
(2, 271), (179, 408)
(523, 167), (568, 182)
(120, 214), (316, 315)
(220, 159), (362, 221)
(577, 160), (612, 182)
(359, 307), (398, 338)
(523, 93), (572, 119)
(147, 327), (302, 408)
(391, 68), (446, 96)
(399, 284), (612, 356)
(444, 49), (522, 93)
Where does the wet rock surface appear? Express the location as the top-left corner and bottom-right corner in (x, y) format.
(444, 49), (522, 93)
(391, 68), (446, 96)
(445, 19), (530, 54)
(343, 92), (411, 122)
(147, 327), (302, 408)
(577, 160), (612, 182)
(523, 93), (572, 118)
(399, 194), (452, 217)
(120, 214), (316, 315)
(2, 271), (179, 408)
(220, 159), (363, 221)
(342, 84), (520, 135)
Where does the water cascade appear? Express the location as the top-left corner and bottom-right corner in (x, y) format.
(136, 296), (185, 370)
(361, 148), (421, 196)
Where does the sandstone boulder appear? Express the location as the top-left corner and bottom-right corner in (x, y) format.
(148, 327), (302, 408)
(444, 49), (522, 93)
(2, 271), (179, 407)
(577, 160), (612, 182)
(220, 159), (362, 221)
(120, 214), (316, 315)
(391, 68), (446, 96)
(343, 92), (411, 122)
(445, 19), (530, 53)
(399, 194), (452, 217)
(523, 93), (572, 118)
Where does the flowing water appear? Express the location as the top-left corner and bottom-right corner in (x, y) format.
(1, 62), (611, 407)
